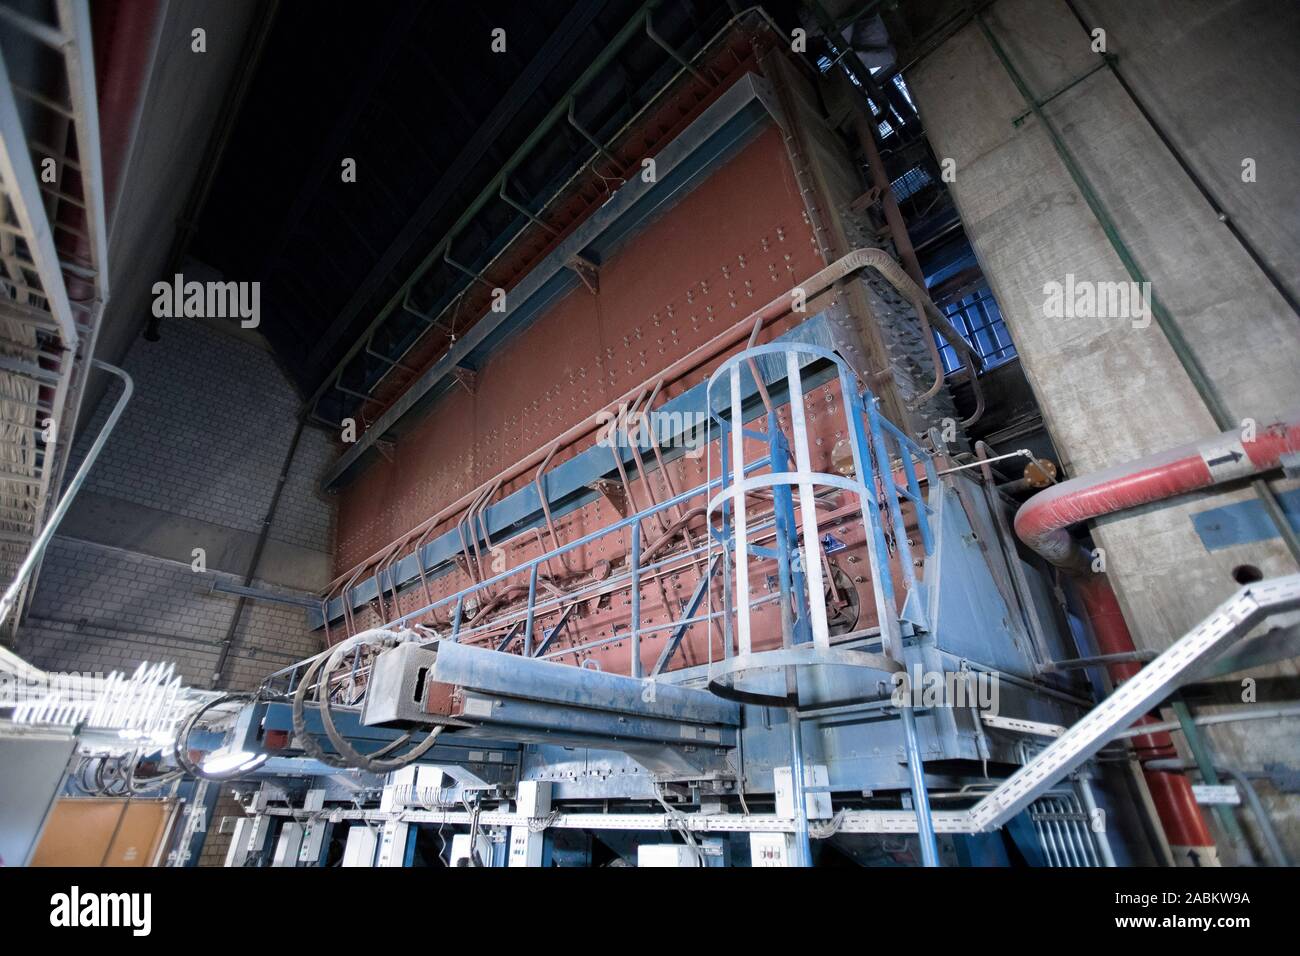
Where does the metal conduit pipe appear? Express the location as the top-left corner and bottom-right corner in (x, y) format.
(322, 248), (976, 601)
(0, 361), (132, 680)
(1111, 704), (1300, 741)
(974, 11), (1300, 569)
(534, 443), (572, 575)
(373, 531), (412, 622)
(456, 483), (494, 586)
(640, 379), (707, 577)
(1143, 759), (1291, 867)
(469, 479), (502, 597)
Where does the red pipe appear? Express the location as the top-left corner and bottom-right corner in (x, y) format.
(1073, 574), (1215, 858)
(1009, 416), (1300, 863)
(1016, 414), (1300, 572)
(93, 0), (164, 224)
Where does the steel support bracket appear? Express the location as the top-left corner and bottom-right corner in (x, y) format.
(452, 365), (478, 395)
(567, 253), (600, 295)
(588, 478), (630, 517)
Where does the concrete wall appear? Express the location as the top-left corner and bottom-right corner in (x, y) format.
(88, 0), (263, 410)
(17, 317), (333, 691)
(907, 0), (1300, 861)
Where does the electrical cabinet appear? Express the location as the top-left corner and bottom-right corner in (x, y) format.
(341, 825), (378, 867)
(508, 826), (545, 867)
(749, 832), (797, 867)
(773, 765), (832, 820)
(515, 780), (552, 817)
(638, 844), (702, 867)
(376, 819), (410, 867)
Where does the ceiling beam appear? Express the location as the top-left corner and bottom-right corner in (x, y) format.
(258, 4), (423, 284)
(300, 0), (613, 388)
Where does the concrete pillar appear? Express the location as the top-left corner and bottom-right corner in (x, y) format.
(907, 0), (1300, 860)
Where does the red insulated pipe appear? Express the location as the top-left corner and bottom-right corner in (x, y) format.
(1011, 415), (1300, 862)
(93, 0), (164, 224)
(1074, 574), (1214, 857)
(1015, 414), (1300, 571)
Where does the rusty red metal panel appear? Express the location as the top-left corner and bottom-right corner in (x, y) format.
(325, 62), (929, 679)
(335, 124), (821, 570)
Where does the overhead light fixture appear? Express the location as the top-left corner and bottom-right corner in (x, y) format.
(202, 748), (267, 775)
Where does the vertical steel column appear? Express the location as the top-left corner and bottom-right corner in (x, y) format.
(767, 411), (800, 647)
(523, 563), (538, 657)
(846, 387), (902, 659)
(728, 364), (751, 655)
(783, 353), (830, 649)
(866, 399), (918, 593)
(629, 522), (642, 679)
(899, 440), (934, 555)
(788, 710), (813, 867)
(900, 703), (940, 866)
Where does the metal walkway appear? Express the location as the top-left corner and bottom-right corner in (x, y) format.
(0, 0), (109, 637)
(838, 574), (1300, 834)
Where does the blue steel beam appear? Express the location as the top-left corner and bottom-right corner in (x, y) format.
(652, 552), (721, 676)
(260, 701), (520, 760)
(431, 639), (740, 726)
(457, 691), (736, 748)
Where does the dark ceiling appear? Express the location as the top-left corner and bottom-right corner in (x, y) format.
(188, 0), (760, 411)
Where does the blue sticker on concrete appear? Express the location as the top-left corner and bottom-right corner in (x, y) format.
(1191, 489), (1300, 551)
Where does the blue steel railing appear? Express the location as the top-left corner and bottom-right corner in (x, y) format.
(265, 456), (780, 694)
(863, 391), (938, 589)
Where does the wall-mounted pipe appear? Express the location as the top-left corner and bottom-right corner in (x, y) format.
(0, 361), (132, 638)
(1009, 416), (1300, 862)
(1015, 414), (1300, 574)
(1072, 573), (1216, 860)
(1143, 758), (1291, 867)
(1007, 416), (1300, 861)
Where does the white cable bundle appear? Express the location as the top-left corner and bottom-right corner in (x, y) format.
(0, 310), (40, 569)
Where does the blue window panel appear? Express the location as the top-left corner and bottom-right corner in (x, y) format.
(932, 284), (1017, 374)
